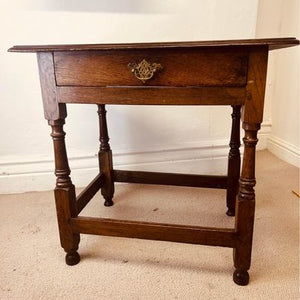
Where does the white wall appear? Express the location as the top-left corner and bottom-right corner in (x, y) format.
(0, 0), (259, 193)
(256, 0), (300, 167)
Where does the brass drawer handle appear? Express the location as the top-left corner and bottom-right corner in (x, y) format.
(128, 59), (162, 83)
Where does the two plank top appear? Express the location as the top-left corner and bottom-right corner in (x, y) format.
(8, 37), (299, 53)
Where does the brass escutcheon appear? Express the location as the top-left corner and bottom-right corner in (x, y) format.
(128, 59), (162, 83)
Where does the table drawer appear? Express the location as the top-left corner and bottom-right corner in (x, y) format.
(54, 48), (248, 87)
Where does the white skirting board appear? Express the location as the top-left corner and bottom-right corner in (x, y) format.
(267, 135), (300, 168)
(0, 127), (271, 194)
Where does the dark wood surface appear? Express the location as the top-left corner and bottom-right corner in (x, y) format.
(8, 37), (299, 52)
(113, 170), (227, 189)
(70, 216), (236, 248)
(37, 53), (66, 120)
(49, 119), (80, 265)
(232, 46), (269, 285)
(226, 105), (241, 216)
(76, 173), (104, 214)
(54, 48), (248, 87)
(10, 38), (299, 286)
(57, 86), (245, 105)
(98, 105), (114, 207)
(242, 47), (269, 123)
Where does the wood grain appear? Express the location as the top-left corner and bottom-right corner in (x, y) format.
(233, 126), (259, 285)
(76, 173), (105, 214)
(54, 48), (248, 87)
(57, 86), (245, 105)
(50, 119), (80, 263)
(113, 170), (227, 189)
(37, 52), (66, 120)
(8, 37), (299, 52)
(98, 105), (114, 207)
(226, 105), (241, 216)
(70, 216), (237, 248)
(242, 46), (269, 124)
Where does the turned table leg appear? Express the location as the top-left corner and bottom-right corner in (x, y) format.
(49, 119), (80, 265)
(233, 122), (259, 285)
(97, 104), (115, 206)
(226, 105), (241, 216)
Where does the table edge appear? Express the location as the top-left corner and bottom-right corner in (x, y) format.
(8, 37), (299, 53)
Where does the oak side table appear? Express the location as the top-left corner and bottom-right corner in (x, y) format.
(9, 38), (299, 285)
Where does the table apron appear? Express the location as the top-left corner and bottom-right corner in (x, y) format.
(57, 86), (246, 105)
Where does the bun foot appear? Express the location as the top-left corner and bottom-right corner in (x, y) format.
(226, 209), (235, 217)
(104, 198), (114, 207)
(233, 270), (249, 286)
(65, 251), (80, 266)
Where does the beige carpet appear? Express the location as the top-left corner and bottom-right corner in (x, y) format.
(0, 150), (299, 299)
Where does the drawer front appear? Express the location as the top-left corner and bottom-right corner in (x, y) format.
(54, 48), (248, 87)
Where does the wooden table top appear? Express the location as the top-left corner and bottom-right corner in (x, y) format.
(8, 37), (299, 53)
